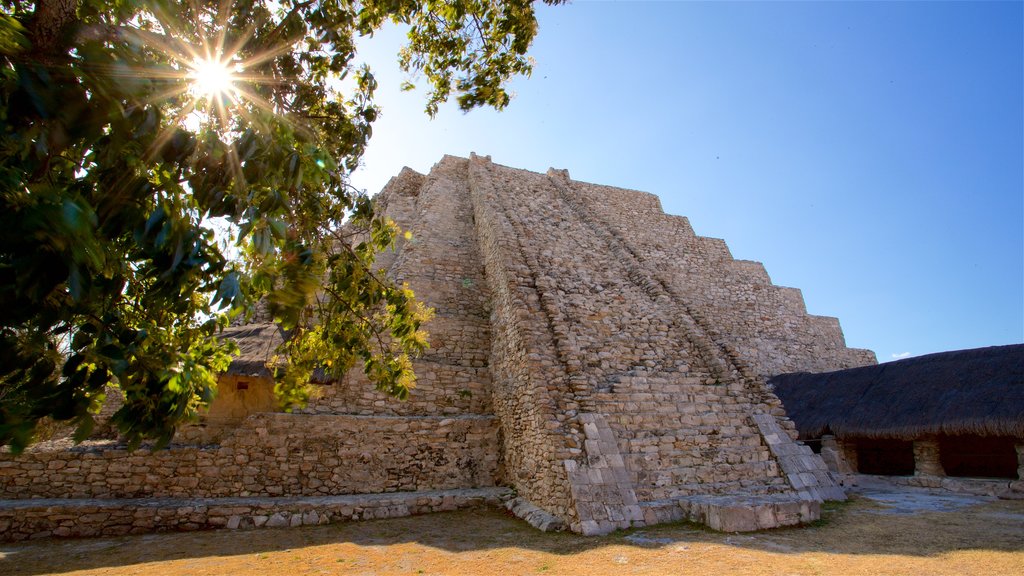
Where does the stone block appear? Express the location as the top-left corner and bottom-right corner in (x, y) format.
(266, 513), (288, 528)
(753, 504), (777, 529)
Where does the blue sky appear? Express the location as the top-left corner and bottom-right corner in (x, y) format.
(349, 1), (1023, 362)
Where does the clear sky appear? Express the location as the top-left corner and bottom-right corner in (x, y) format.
(349, 0), (1024, 363)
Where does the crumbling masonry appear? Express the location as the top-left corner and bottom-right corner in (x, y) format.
(0, 154), (875, 539)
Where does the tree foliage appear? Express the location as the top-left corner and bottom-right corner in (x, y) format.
(0, 0), (560, 452)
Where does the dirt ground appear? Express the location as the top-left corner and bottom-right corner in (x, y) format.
(2, 487), (1023, 576)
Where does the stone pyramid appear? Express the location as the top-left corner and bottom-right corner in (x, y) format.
(0, 153), (876, 539)
(326, 153), (874, 534)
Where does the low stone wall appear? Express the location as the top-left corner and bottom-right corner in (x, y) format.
(0, 488), (510, 542)
(870, 474), (1024, 499)
(301, 361), (493, 417)
(0, 413), (500, 499)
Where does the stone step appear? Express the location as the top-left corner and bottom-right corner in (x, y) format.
(639, 481), (834, 507)
(622, 454), (770, 469)
(638, 493), (819, 532)
(0, 487), (512, 542)
(615, 432), (765, 445)
(634, 475), (788, 495)
(593, 389), (718, 399)
(637, 481), (788, 502)
(599, 415), (759, 430)
(616, 445), (769, 461)
(624, 459), (778, 476)
(595, 405), (751, 416)
(594, 407), (752, 418)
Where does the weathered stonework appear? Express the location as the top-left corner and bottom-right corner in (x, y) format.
(913, 437), (946, 477)
(837, 438), (860, 474)
(0, 488), (509, 541)
(855, 475), (1024, 500)
(0, 154), (874, 539)
(820, 435), (857, 480)
(1018, 444), (1024, 480)
(0, 414), (499, 499)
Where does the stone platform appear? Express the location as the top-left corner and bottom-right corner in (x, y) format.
(634, 494), (819, 533)
(0, 487), (511, 542)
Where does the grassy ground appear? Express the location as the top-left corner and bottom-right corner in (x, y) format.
(1, 493), (1022, 575)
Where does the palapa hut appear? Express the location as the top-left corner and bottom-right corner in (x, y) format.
(769, 344), (1024, 489)
(203, 323), (285, 426)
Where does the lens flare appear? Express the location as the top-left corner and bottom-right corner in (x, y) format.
(188, 56), (239, 99)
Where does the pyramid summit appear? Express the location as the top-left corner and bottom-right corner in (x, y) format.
(0, 153), (876, 539)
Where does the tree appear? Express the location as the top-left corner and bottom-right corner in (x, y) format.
(0, 0), (561, 453)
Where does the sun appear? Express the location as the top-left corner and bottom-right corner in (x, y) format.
(187, 56), (239, 100)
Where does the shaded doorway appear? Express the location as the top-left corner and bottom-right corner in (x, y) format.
(939, 435), (1018, 479)
(856, 438), (915, 475)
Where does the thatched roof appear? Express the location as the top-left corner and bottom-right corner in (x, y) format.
(220, 323), (342, 383)
(769, 344), (1024, 440)
(220, 323), (285, 378)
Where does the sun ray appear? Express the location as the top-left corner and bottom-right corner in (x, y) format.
(231, 39), (298, 70)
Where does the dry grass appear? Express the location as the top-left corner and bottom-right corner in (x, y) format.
(1, 494), (1022, 576)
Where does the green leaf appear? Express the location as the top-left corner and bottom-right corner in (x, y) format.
(0, 15), (30, 55)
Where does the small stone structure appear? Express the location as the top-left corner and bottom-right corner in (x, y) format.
(0, 154), (876, 540)
(771, 344), (1024, 499)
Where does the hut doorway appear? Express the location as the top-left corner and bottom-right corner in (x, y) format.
(939, 435), (1018, 479)
(856, 438), (915, 476)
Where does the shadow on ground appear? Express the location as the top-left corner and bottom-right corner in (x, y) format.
(1, 489), (1023, 576)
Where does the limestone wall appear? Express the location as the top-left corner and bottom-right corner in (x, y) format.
(466, 155), (581, 524)
(0, 488), (508, 542)
(301, 364), (492, 416)
(206, 375), (278, 421)
(569, 179), (876, 378)
(302, 157), (496, 419)
(0, 413), (499, 499)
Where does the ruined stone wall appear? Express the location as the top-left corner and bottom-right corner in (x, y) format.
(0, 413), (499, 499)
(301, 365), (492, 416)
(1, 489), (508, 542)
(300, 159), (494, 419)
